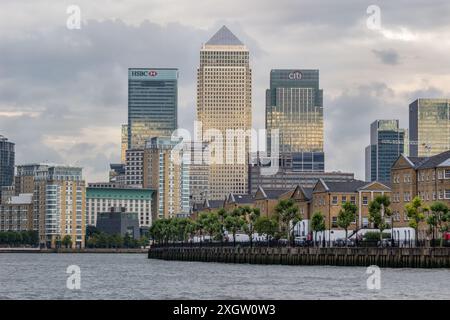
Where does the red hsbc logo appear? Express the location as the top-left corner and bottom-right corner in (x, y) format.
(149, 70), (158, 76)
(130, 70), (158, 77)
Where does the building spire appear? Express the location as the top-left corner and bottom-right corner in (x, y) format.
(206, 25), (243, 45)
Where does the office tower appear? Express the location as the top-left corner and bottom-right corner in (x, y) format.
(365, 120), (405, 182)
(0, 136), (15, 200)
(125, 149), (144, 187)
(86, 186), (154, 228)
(128, 68), (178, 149)
(109, 163), (126, 185)
(34, 166), (86, 248)
(188, 141), (210, 202)
(409, 99), (450, 157)
(266, 70), (324, 169)
(121, 124), (128, 164)
(143, 137), (190, 219)
(196, 25), (252, 200)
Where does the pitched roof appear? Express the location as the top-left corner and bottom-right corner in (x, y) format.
(229, 193), (253, 204)
(416, 150), (450, 169)
(320, 180), (367, 193)
(258, 188), (291, 199)
(206, 25), (243, 46)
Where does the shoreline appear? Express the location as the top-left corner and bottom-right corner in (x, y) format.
(0, 248), (148, 254)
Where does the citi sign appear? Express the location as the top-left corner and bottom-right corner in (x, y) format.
(288, 71), (302, 80)
(130, 70), (158, 77)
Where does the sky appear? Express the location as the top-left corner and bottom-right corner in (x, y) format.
(1, 0), (450, 182)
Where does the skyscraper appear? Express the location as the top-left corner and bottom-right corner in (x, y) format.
(266, 69), (324, 166)
(121, 124), (128, 164)
(0, 135), (15, 199)
(196, 25), (252, 200)
(128, 68), (178, 149)
(409, 99), (450, 157)
(365, 120), (405, 182)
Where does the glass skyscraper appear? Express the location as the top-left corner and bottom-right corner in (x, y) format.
(365, 120), (405, 182)
(409, 98), (450, 157)
(128, 68), (178, 149)
(266, 69), (324, 171)
(0, 135), (15, 195)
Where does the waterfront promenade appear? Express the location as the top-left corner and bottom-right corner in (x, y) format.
(148, 245), (450, 268)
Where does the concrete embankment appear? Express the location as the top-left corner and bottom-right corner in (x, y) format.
(148, 246), (450, 268)
(0, 248), (148, 254)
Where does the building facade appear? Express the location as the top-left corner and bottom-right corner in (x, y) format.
(143, 137), (190, 219)
(121, 124), (128, 164)
(0, 136), (15, 200)
(391, 151), (450, 241)
(15, 164), (49, 195)
(125, 149), (144, 187)
(249, 153), (354, 194)
(86, 186), (154, 228)
(128, 68), (178, 149)
(266, 69), (324, 169)
(409, 98), (450, 157)
(96, 207), (140, 239)
(196, 25), (252, 200)
(33, 166), (86, 248)
(0, 193), (33, 232)
(365, 120), (405, 183)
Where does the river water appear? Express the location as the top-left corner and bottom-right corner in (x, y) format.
(0, 253), (448, 299)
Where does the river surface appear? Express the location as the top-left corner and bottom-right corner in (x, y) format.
(0, 253), (448, 299)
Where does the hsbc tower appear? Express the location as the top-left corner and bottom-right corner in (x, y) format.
(128, 68), (178, 149)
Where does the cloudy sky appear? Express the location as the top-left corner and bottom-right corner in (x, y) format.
(1, 0), (450, 182)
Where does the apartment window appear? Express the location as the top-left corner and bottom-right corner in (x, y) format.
(350, 196), (356, 205)
(438, 171), (443, 179)
(332, 196), (338, 205)
(362, 196), (368, 205)
(445, 190), (450, 199)
(342, 196), (347, 203)
(332, 217), (338, 228)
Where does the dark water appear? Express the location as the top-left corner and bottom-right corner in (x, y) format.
(0, 253), (448, 299)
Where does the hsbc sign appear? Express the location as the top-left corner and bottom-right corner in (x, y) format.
(288, 71), (302, 80)
(130, 70), (158, 77)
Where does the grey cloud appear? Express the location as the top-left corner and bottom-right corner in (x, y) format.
(372, 49), (400, 65)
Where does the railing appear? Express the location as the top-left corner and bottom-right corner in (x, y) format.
(150, 239), (450, 249)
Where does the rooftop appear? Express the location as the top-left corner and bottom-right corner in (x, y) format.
(205, 25), (243, 46)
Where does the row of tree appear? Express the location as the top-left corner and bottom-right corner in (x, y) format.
(84, 226), (149, 248)
(149, 199), (303, 246)
(0, 230), (39, 246)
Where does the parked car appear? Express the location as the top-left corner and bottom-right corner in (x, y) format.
(378, 239), (393, 247)
(334, 238), (355, 247)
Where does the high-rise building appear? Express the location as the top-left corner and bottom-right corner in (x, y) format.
(15, 164), (49, 195)
(33, 165), (86, 248)
(121, 124), (128, 164)
(0, 136), (15, 200)
(409, 98), (450, 157)
(187, 141), (210, 202)
(143, 137), (190, 219)
(365, 120), (405, 183)
(128, 68), (178, 149)
(196, 25), (252, 200)
(266, 69), (324, 168)
(0, 193), (33, 232)
(125, 149), (144, 187)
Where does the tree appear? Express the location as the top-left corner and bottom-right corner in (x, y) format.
(368, 195), (392, 242)
(241, 207), (260, 247)
(62, 235), (72, 249)
(405, 196), (428, 246)
(337, 202), (358, 245)
(224, 214), (245, 246)
(254, 216), (278, 244)
(198, 212), (221, 241)
(274, 199), (302, 246)
(428, 202), (449, 247)
(311, 211), (326, 247)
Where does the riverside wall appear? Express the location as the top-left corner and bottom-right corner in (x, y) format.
(148, 246), (450, 268)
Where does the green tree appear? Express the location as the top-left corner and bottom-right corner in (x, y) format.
(368, 195), (392, 242)
(224, 213), (245, 246)
(428, 202), (449, 247)
(311, 211), (326, 247)
(61, 235), (72, 249)
(254, 216), (278, 244)
(337, 202), (358, 245)
(405, 196), (428, 246)
(241, 207), (260, 247)
(274, 199), (302, 246)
